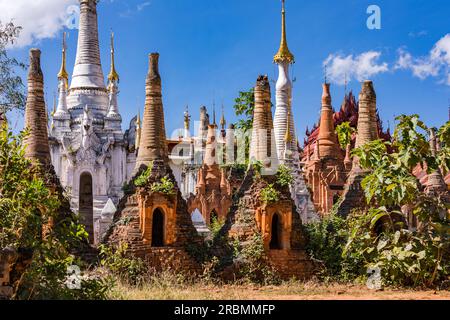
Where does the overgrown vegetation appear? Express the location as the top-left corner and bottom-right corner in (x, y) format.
(0, 126), (110, 299)
(99, 243), (146, 285)
(260, 184), (280, 204)
(0, 21), (26, 114)
(134, 163), (153, 187)
(276, 165), (294, 187)
(335, 121), (355, 150)
(150, 175), (176, 195)
(306, 115), (450, 288)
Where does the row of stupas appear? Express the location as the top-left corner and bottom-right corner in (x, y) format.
(13, 0), (449, 279)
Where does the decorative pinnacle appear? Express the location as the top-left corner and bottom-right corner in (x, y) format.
(57, 32), (69, 86)
(285, 109), (293, 143)
(220, 104), (226, 129)
(108, 31), (119, 83)
(212, 103), (217, 127)
(184, 105), (191, 130)
(274, 0), (295, 64)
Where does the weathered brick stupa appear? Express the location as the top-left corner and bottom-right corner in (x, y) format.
(23, 49), (71, 209)
(304, 83), (348, 215)
(338, 80), (379, 216)
(2, 49), (73, 299)
(104, 53), (201, 273)
(187, 116), (232, 225)
(217, 75), (314, 280)
(249, 75), (278, 173)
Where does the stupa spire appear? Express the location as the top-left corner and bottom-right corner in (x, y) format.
(71, 0), (105, 89)
(273, 0), (295, 64)
(135, 53), (168, 169)
(57, 32), (69, 88)
(317, 83), (340, 159)
(108, 31), (119, 84)
(24, 49), (51, 166)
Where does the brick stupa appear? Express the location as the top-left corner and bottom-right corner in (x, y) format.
(338, 80), (379, 216)
(104, 53), (201, 273)
(217, 75), (314, 280)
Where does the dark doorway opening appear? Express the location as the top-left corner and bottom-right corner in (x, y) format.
(152, 209), (164, 247)
(79, 172), (94, 243)
(269, 213), (282, 250)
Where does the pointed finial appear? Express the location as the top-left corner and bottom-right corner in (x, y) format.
(324, 64), (328, 84)
(136, 108), (141, 125)
(51, 91), (56, 116)
(220, 104), (226, 129)
(184, 105), (191, 130)
(284, 109), (293, 143)
(274, 0), (295, 64)
(212, 102), (217, 127)
(57, 32), (69, 87)
(108, 31), (119, 83)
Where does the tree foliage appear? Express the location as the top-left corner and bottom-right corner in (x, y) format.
(335, 121), (355, 150)
(0, 21), (26, 114)
(0, 126), (110, 299)
(307, 115), (450, 288)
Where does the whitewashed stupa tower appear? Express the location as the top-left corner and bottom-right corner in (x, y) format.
(272, 0), (317, 223)
(49, 0), (135, 244)
(273, 0), (296, 160)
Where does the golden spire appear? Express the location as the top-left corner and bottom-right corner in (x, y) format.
(274, 0), (295, 64)
(220, 104), (226, 129)
(135, 108), (141, 148)
(57, 32), (69, 86)
(284, 109), (293, 143)
(51, 92), (56, 116)
(108, 31), (119, 83)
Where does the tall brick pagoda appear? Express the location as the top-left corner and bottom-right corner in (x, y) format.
(219, 75), (314, 280)
(105, 53), (201, 272)
(304, 83), (348, 215)
(338, 80), (379, 216)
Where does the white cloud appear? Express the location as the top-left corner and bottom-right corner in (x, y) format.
(0, 0), (78, 48)
(137, 1), (152, 11)
(323, 51), (389, 85)
(395, 34), (450, 85)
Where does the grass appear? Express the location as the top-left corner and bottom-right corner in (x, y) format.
(107, 271), (450, 300)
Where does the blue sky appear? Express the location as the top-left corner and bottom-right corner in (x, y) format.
(3, 0), (450, 140)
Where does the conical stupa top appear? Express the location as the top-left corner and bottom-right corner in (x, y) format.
(135, 53), (168, 168)
(220, 104), (226, 129)
(274, 0), (295, 64)
(108, 31), (119, 83)
(71, 0), (105, 89)
(184, 105), (190, 130)
(24, 49), (51, 166)
(57, 32), (69, 85)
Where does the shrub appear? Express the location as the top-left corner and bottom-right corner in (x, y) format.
(151, 176), (176, 195)
(260, 184), (280, 204)
(304, 214), (358, 282)
(98, 243), (146, 285)
(134, 164), (152, 187)
(0, 127), (110, 299)
(276, 165), (294, 187)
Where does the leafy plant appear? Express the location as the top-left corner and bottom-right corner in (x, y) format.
(134, 164), (153, 187)
(151, 176), (176, 195)
(276, 165), (294, 187)
(99, 243), (146, 285)
(336, 122), (355, 150)
(260, 184), (280, 204)
(0, 126), (110, 299)
(0, 21), (26, 114)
